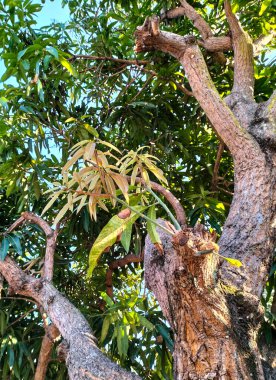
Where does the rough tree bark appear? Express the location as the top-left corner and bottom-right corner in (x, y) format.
(135, 1), (276, 379)
(0, 1), (275, 379)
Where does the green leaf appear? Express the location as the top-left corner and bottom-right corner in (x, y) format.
(147, 205), (162, 244)
(7, 234), (22, 255)
(83, 123), (99, 138)
(259, 0), (271, 15)
(101, 316), (111, 343)
(121, 222), (132, 253)
(87, 205), (147, 277)
(58, 56), (78, 77)
(223, 257), (243, 268)
(138, 314), (155, 330)
(0, 97), (8, 111)
(45, 46), (59, 59)
(0, 238), (9, 261)
(17, 48), (28, 60)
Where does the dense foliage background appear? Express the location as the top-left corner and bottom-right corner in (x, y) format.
(0, 0), (275, 378)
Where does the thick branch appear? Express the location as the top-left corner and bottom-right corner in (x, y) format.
(224, 0), (254, 98)
(0, 256), (141, 380)
(106, 254), (143, 298)
(162, 2), (227, 62)
(135, 22), (259, 162)
(179, 0), (213, 40)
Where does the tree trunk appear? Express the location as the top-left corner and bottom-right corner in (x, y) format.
(135, 4), (276, 379)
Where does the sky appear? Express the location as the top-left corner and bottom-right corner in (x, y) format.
(0, 0), (70, 85)
(35, 0), (70, 27)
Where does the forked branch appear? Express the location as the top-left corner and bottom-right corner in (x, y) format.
(135, 18), (257, 161)
(224, 0), (254, 98)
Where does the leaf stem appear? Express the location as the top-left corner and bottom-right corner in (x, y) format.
(113, 196), (175, 236)
(146, 187), (181, 230)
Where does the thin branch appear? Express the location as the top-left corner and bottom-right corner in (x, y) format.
(21, 212), (58, 282)
(106, 254), (143, 298)
(211, 140), (225, 191)
(126, 176), (187, 226)
(224, 0), (254, 98)
(71, 55), (149, 66)
(3, 216), (25, 235)
(34, 324), (60, 380)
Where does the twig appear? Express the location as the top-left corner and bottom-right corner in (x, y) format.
(71, 55), (149, 66)
(211, 140), (225, 191)
(106, 254), (143, 298)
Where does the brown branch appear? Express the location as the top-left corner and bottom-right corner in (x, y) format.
(162, 2), (228, 63)
(126, 176), (187, 226)
(21, 212), (58, 282)
(179, 0), (213, 40)
(71, 55), (149, 66)
(224, 0), (254, 98)
(211, 140), (225, 191)
(0, 256), (141, 379)
(106, 254), (143, 298)
(134, 20), (258, 162)
(34, 324), (60, 380)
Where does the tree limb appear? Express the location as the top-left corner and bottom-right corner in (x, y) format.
(34, 324), (60, 380)
(21, 212), (58, 282)
(224, 0), (254, 98)
(106, 254), (143, 298)
(134, 19), (259, 162)
(0, 256), (141, 380)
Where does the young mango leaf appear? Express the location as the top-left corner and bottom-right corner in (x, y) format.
(87, 205), (147, 277)
(147, 205), (162, 245)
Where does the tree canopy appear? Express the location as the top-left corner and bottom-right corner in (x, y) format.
(0, 0), (275, 379)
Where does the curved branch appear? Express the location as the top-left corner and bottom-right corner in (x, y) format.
(0, 256), (141, 380)
(162, 2), (227, 63)
(224, 0), (254, 98)
(134, 20), (259, 162)
(21, 212), (58, 282)
(106, 254), (143, 298)
(126, 176), (187, 226)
